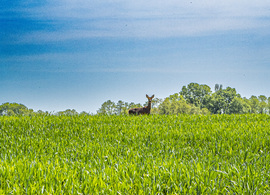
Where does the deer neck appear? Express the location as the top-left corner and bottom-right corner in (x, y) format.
(147, 101), (152, 111)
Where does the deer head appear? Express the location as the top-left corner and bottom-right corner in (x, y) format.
(146, 94), (154, 102)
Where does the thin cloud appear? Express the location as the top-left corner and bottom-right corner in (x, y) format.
(3, 0), (270, 43)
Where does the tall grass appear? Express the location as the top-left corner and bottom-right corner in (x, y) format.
(0, 114), (270, 194)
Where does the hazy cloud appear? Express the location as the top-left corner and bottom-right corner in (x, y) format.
(2, 0), (270, 43)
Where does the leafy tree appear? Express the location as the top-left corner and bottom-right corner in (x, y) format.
(0, 102), (33, 116)
(37, 110), (45, 115)
(116, 100), (124, 115)
(158, 97), (209, 115)
(56, 109), (78, 116)
(221, 87), (241, 114)
(249, 96), (259, 113)
(158, 98), (171, 115)
(168, 93), (182, 101)
(201, 108), (211, 115)
(170, 100), (180, 115)
(206, 93), (225, 114)
(214, 84), (223, 92)
(35, 110), (50, 115)
(150, 98), (162, 114)
(122, 102), (130, 114)
(267, 97), (270, 114)
(129, 102), (142, 109)
(206, 87), (240, 114)
(180, 83), (212, 108)
(268, 97), (270, 114)
(258, 95), (268, 114)
(80, 111), (90, 116)
(151, 98), (163, 108)
(128, 102), (136, 109)
(173, 101), (192, 114)
(228, 97), (250, 114)
(97, 100), (116, 115)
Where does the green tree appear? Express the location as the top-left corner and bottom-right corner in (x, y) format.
(57, 109), (78, 116)
(258, 95), (267, 114)
(80, 111), (90, 116)
(268, 97), (270, 114)
(180, 83), (212, 108)
(116, 100), (125, 115)
(0, 102), (33, 116)
(158, 97), (209, 115)
(207, 87), (240, 114)
(206, 93), (224, 114)
(150, 98), (162, 114)
(97, 100), (116, 115)
(123, 102), (130, 114)
(214, 84), (223, 92)
(37, 110), (45, 115)
(249, 96), (259, 113)
(228, 97), (251, 114)
(174, 100), (191, 114)
(168, 93), (182, 101)
(129, 102), (142, 109)
(158, 98), (171, 115)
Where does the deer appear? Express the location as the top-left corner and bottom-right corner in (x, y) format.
(128, 94), (155, 115)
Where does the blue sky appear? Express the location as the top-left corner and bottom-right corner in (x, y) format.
(1, 0), (270, 113)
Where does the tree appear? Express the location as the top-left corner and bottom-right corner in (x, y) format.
(168, 93), (182, 101)
(258, 95), (267, 114)
(56, 109), (78, 116)
(206, 87), (241, 114)
(80, 111), (90, 116)
(228, 97), (250, 114)
(180, 83), (212, 108)
(97, 100), (116, 115)
(116, 100), (125, 115)
(128, 102), (136, 109)
(206, 93), (225, 114)
(214, 84), (223, 92)
(249, 96), (259, 113)
(158, 98), (171, 115)
(158, 97), (209, 115)
(150, 98), (162, 114)
(129, 102), (142, 110)
(0, 102), (33, 116)
(122, 102), (129, 114)
(268, 97), (270, 114)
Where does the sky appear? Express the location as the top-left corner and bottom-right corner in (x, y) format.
(1, 0), (270, 113)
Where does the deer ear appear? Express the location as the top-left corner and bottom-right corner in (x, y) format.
(146, 94), (149, 99)
(151, 95), (155, 99)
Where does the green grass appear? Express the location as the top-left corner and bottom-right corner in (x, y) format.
(0, 114), (270, 194)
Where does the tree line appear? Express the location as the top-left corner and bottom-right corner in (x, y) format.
(97, 83), (270, 115)
(1, 83), (270, 116)
(0, 103), (88, 116)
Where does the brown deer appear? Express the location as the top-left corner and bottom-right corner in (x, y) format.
(128, 94), (155, 115)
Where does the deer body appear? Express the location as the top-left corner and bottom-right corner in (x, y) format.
(128, 94), (154, 115)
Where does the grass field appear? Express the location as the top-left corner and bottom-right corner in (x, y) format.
(0, 114), (270, 194)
